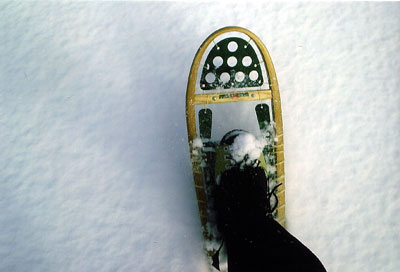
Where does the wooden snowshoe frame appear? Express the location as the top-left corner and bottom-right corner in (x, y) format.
(186, 26), (285, 229)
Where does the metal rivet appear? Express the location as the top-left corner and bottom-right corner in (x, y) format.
(212, 96), (217, 101)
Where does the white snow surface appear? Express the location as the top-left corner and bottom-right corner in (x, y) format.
(1, 2), (399, 271)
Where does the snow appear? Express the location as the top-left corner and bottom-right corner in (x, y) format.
(1, 1), (399, 272)
(228, 132), (267, 164)
(193, 138), (204, 149)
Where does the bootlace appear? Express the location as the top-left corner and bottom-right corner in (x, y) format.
(266, 182), (283, 218)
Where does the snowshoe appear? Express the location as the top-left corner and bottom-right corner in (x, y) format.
(186, 26), (285, 271)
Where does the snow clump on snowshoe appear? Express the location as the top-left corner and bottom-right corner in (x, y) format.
(221, 129), (267, 167)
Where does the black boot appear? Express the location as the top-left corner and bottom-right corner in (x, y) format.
(215, 166), (326, 272)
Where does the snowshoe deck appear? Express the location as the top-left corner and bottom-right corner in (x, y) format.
(186, 26), (285, 269)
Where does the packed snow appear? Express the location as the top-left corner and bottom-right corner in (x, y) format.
(1, 2), (399, 272)
(228, 132), (267, 165)
(193, 138), (204, 149)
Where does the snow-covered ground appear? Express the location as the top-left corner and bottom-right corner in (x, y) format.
(1, 2), (399, 271)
